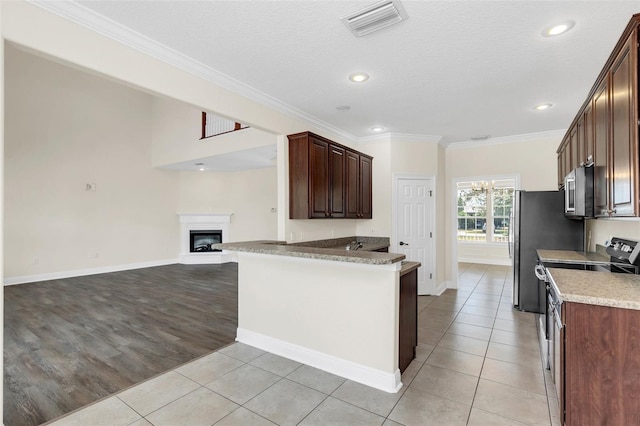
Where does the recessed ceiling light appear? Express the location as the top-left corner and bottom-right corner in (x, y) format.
(543, 21), (575, 37)
(371, 126), (385, 132)
(199, 168), (205, 171)
(336, 105), (351, 111)
(349, 72), (370, 83)
(533, 103), (553, 111)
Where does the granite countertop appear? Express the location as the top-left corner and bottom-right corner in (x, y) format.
(547, 267), (640, 310)
(537, 249), (612, 266)
(289, 236), (390, 252)
(400, 261), (421, 276)
(214, 238), (404, 265)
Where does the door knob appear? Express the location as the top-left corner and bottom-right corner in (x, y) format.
(399, 241), (409, 246)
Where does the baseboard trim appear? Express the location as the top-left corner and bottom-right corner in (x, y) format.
(4, 258), (180, 286)
(236, 328), (402, 393)
(178, 251), (236, 264)
(433, 280), (447, 295)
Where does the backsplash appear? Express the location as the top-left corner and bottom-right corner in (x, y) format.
(586, 219), (640, 252)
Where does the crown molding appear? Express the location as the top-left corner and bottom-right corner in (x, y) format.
(27, 0), (360, 144)
(446, 129), (567, 150)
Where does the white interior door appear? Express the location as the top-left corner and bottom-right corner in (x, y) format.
(396, 177), (434, 295)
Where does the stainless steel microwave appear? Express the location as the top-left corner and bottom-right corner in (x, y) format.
(564, 166), (594, 219)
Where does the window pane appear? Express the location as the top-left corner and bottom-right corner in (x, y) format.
(457, 183), (488, 242)
(491, 186), (514, 243)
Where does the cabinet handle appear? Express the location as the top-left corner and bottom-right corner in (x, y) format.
(399, 241), (409, 246)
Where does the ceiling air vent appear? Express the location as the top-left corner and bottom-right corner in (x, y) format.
(341, 0), (409, 37)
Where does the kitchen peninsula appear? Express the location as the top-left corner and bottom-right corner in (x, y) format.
(215, 237), (419, 393)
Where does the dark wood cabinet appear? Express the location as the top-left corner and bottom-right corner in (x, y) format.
(359, 156), (373, 219)
(583, 103), (594, 167)
(610, 38), (637, 217)
(399, 268), (417, 373)
(569, 126), (579, 171)
(346, 150), (360, 218)
(289, 131), (373, 219)
(556, 15), (639, 217)
(308, 137), (330, 218)
(557, 137), (570, 187)
(329, 144), (346, 218)
(593, 80), (610, 217)
(562, 302), (640, 425)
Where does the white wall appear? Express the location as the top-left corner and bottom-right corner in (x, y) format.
(4, 45), (181, 279)
(445, 131), (564, 284)
(178, 168), (278, 242)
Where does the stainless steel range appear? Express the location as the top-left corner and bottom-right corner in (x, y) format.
(536, 237), (640, 397)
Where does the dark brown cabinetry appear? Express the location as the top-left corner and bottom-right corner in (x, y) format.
(557, 14), (639, 217)
(399, 267), (417, 373)
(289, 131), (373, 219)
(561, 302), (640, 425)
(610, 38), (638, 217)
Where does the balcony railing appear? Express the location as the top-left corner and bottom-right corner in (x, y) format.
(201, 112), (249, 139)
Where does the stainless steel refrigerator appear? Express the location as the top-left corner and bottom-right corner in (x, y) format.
(510, 190), (584, 313)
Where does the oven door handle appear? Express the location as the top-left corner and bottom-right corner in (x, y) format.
(534, 264), (547, 281)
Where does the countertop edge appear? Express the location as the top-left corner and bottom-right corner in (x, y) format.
(215, 241), (405, 265)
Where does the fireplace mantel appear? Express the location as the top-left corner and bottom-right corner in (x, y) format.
(178, 213), (233, 264)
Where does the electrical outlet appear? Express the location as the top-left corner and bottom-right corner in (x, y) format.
(86, 183), (96, 191)
(270, 207), (277, 213)
(33, 257), (39, 265)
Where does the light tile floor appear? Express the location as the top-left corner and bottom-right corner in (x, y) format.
(47, 263), (561, 426)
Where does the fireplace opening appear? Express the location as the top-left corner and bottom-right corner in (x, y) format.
(190, 230), (222, 252)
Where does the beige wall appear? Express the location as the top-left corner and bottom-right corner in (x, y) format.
(1, 2), (5, 421)
(4, 46), (180, 279)
(445, 132), (564, 284)
(586, 219), (640, 252)
(356, 137), (447, 290)
(151, 98), (277, 168)
(178, 168), (278, 242)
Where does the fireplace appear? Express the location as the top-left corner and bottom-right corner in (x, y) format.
(178, 213), (233, 264)
(190, 230), (222, 252)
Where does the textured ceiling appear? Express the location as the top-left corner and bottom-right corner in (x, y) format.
(67, 1), (639, 144)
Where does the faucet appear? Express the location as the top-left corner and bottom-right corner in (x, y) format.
(346, 241), (363, 251)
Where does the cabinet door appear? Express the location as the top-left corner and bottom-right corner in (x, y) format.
(329, 144), (346, 218)
(593, 80), (610, 217)
(309, 137), (330, 218)
(564, 302), (640, 425)
(557, 153), (563, 189)
(570, 125), (579, 170)
(583, 102), (595, 165)
(610, 39), (637, 217)
(359, 156), (373, 219)
(576, 117), (584, 165)
(345, 150), (360, 218)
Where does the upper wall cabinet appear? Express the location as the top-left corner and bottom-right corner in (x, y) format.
(288, 131), (373, 219)
(557, 14), (639, 218)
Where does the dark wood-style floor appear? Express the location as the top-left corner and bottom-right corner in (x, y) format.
(4, 263), (238, 426)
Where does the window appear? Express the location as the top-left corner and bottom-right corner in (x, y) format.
(457, 179), (515, 243)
